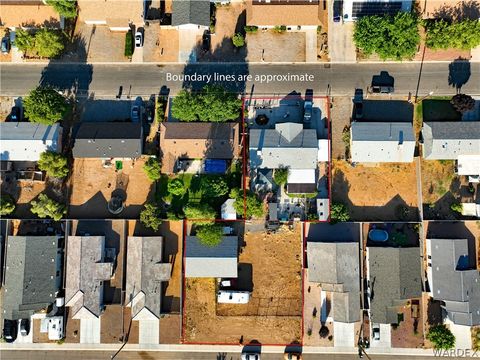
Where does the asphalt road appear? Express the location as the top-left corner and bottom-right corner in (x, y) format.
(1, 62), (479, 97)
(0, 350), (472, 360)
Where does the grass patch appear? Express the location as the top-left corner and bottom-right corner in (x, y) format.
(422, 99), (461, 122)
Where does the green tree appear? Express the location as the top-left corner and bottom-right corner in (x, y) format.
(38, 151), (69, 178)
(23, 86), (70, 125)
(353, 12), (420, 60)
(171, 84), (242, 122)
(425, 19), (480, 50)
(183, 203), (216, 223)
(46, 0), (77, 18)
(201, 176), (229, 198)
(143, 157), (161, 181)
(30, 194), (66, 221)
(140, 203), (162, 231)
(231, 188), (264, 219)
(15, 29), (35, 53)
(330, 203), (350, 223)
(450, 203), (463, 214)
(232, 33), (245, 47)
(33, 28), (64, 58)
(167, 178), (186, 196)
(196, 223), (224, 247)
(451, 94), (475, 113)
(0, 195), (16, 216)
(427, 325), (455, 350)
(273, 167), (289, 186)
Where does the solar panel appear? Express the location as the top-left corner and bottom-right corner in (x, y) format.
(352, 1), (403, 18)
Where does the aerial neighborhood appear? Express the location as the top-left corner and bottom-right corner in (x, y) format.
(1, 0), (480, 359)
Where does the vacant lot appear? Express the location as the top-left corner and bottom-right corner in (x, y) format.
(69, 157), (154, 218)
(332, 160), (419, 221)
(247, 31), (305, 63)
(184, 223), (302, 344)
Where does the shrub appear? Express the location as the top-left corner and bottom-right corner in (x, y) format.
(156, 100), (165, 122)
(330, 203), (350, 223)
(143, 157), (161, 181)
(23, 86), (70, 125)
(244, 26), (258, 33)
(140, 203), (162, 231)
(427, 325), (455, 350)
(168, 178), (186, 196)
(232, 33), (245, 47)
(196, 223), (223, 247)
(425, 19), (480, 50)
(183, 203), (216, 223)
(319, 326), (330, 338)
(451, 94), (475, 113)
(38, 151), (69, 179)
(0, 195), (15, 216)
(273, 167), (289, 186)
(46, 0), (77, 18)
(273, 25), (287, 33)
(34, 28), (65, 58)
(30, 194), (66, 221)
(450, 203), (462, 214)
(231, 188), (264, 219)
(15, 29), (34, 53)
(201, 176), (229, 198)
(125, 30), (133, 57)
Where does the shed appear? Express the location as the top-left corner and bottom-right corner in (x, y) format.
(457, 155), (480, 176)
(221, 199), (237, 220)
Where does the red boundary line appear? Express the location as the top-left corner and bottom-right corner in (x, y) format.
(242, 96), (247, 219)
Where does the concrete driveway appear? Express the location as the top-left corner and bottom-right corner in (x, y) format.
(334, 322), (355, 347)
(328, 17), (356, 62)
(139, 319), (160, 344)
(370, 323), (392, 348)
(80, 318), (101, 344)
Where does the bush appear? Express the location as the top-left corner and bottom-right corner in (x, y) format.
(244, 26), (258, 33)
(330, 203), (350, 223)
(184, 203), (216, 223)
(273, 25), (287, 33)
(201, 176), (229, 198)
(196, 223), (223, 247)
(34, 28), (65, 58)
(46, 0), (77, 18)
(450, 203), (462, 214)
(427, 325), (455, 350)
(15, 29), (34, 53)
(273, 167), (289, 186)
(24, 86), (70, 125)
(156, 100), (165, 122)
(425, 19), (480, 50)
(319, 326), (330, 338)
(232, 33), (245, 47)
(451, 94), (475, 113)
(38, 151), (69, 179)
(231, 188), (264, 219)
(143, 157), (161, 181)
(140, 203), (162, 231)
(0, 195), (15, 216)
(30, 194), (66, 221)
(168, 178), (186, 196)
(125, 30), (133, 57)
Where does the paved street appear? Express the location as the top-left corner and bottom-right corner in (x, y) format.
(1, 62), (479, 97)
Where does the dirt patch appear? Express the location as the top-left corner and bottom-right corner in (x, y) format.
(330, 96), (353, 160)
(391, 298), (424, 348)
(64, 309), (80, 343)
(246, 31), (305, 63)
(161, 221), (183, 313)
(144, 28), (179, 62)
(332, 160), (419, 221)
(101, 305), (126, 344)
(160, 314), (181, 344)
(69, 157), (154, 219)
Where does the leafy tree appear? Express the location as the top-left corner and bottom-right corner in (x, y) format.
(427, 325), (455, 350)
(143, 157), (161, 181)
(330, 203), (350, 223)
(201, 176), (229, 198)
(15, 29), (34, 53)
(319, 325), (330, 338)
(425, 19), (480, 50)
(24, 86), (70, 125)
(46, 0), (77, 18)
(273, 167), (289, 186)
(450, 203), (463, 214)
(183, 203), (216, 223)
(33, 28), (64, 58)
(171, 84), (242, 122)
(167, 178), (186, 196)
(140, 203), (162, 231)
(196, 223), (224, 247)
(231, 188), (264, 219)
(38, 151), (69, 178)
(451, 94), (475, 113)
(30, 194), (66, 221)
(0, 195), (16, 216)
(232, 33), (245, 47)
(353, 12), (420, 60)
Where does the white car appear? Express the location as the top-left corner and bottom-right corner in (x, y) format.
(241, 354), (260, 360)
(135, 31), (143, 48)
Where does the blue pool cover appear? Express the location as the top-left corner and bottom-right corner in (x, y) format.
(204, 159), (227, 174)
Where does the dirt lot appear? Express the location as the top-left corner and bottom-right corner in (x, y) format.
(391, 298), (424, 348)
(246, 31), (305, 63)
(184, 223), (302, 344)
(69, 157), (154, 219)
(330, 96), (353, 160)
(144, 27), (179, 62)
(332, 160), (419, 221)
(160, 314), (181, 344)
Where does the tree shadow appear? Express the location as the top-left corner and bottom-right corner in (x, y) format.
(448, 58), (471, 93)
(433, 0), (480, 20)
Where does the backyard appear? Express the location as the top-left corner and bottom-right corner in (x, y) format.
(391, 298), (424, 348)
(363, 222), (420, 248)
(332, 160), (419, 221)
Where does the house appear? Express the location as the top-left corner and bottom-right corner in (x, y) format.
(2, 236), (63, 320)
(426, 238), (480, 326)
(185, 236), (238, 278)
(72, 122), (143, 159)
(246, 0), (322, 29)
(77, 0), (144, 31)
(172, 0), (210, 29)
(65, 236), (114, 344)
(342, 0), (412, 22)
(350, 122), (416, 163)
(367, 247), (422, 325)
(0, 122), (62, 162)
(421, 122), (480, 160)
(125, 236), (172, 344)
(159, 122), (240, 173)
(0, 0), (62, 29)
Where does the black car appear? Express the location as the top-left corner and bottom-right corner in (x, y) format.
(202, 31), (211, 52)
(20, 319), (30, 336)
(3, 319), (18, 343)
(333, 0), (343, 22)
(1, 36), (10, 54)
(10, 106), (21, 122)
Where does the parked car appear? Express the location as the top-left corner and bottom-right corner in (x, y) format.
(333, 0), (343, 22)
(202, 31), (210, 52)
(303, 89), (313, 123)
(284, 352), (302, 360)
(10, 106), (21, 122)
(1, 36), (11, 54)
(3, 319), (18, 343)
(372, 326), (380, 341)
(131, 97), (143, 123)
(354, 102), (363, 119)
(134, 30), (143, 48)
(19, 319), (30, 336)
(241, 353), (260, 360)
(371, 85), (394, 94)
(368, 229), (389, 242)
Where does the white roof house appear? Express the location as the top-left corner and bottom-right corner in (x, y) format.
(0, 123), (61, 161)
(350, 122), (415, 163)
(457, 155), (480, 176)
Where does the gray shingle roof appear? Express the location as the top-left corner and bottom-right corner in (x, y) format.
(429, 238), (480, 326)
(249, 123), (318, 169)
(307, 242), (360, 323)
(172, 0), (210, 26)
(72, 122), (143, 159)
(126, 236), (172, 319)
(350, 122), (415, 163)
(368, 247), (422, 324)
(185, 236), (238, 278)
(422, 122), (480, 160)
(3, 236), (61, 320)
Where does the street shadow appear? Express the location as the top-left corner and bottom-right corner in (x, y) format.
(433, 0), (480, 20)
(448, 58), (471, 92)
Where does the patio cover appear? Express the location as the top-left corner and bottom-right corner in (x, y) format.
(457, 155), (480, 176)
(287, 169), (316, 184)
